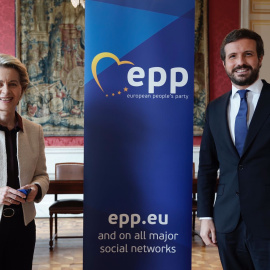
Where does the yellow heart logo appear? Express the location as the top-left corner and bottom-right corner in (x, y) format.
(91, 52), (134, 92)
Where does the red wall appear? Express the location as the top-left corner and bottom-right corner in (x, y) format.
(0, 1), (15, 55)
(2, 0), (240, 147)
(193, 0), (240, 146)
(208, 0), (240, 100)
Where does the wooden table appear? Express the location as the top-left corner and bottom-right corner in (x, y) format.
(47, 180), (84, 194)
(193, 178), (198, 193)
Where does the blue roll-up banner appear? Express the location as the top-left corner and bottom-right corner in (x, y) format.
(84, 0), (195, 269)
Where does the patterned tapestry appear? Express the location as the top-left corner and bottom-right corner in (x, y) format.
(16, 0), (85, 136)
(194, 0), (208, 136)
(16, 0), (207, 136)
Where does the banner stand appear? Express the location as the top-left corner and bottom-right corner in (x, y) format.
(84, 1), (195, 269)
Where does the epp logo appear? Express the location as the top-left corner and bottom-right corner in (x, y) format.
(92, 52), (188, 95)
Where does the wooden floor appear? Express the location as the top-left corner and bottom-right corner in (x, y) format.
(33, 218), (83, 270)
(33, 218), (222, 269)
(192, 230), (222, 269)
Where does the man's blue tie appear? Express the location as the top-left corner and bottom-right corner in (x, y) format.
(235, 90), (249, 156)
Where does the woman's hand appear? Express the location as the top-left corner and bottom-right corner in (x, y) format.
(19, 184), (38, 202)
(0, 186), (26, 205)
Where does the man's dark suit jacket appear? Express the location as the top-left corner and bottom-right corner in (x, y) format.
(198, 80), (270, 239)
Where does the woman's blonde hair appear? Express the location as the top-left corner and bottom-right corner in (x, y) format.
(0, 54), (30, 93)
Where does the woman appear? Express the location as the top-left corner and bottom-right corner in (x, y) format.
(0, 54), (49, 270)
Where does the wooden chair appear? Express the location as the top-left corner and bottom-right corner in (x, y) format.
(192, 181), (199, 234)
(192, 163), (203, 243)
(49, 162), (84, 250)
(192, 163), (198, 233)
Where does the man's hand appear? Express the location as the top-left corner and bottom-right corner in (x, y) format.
(200, 219), (218, 247)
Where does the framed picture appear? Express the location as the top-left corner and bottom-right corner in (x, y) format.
(16, 0), (208, 136)
(16, 0), (85, 136)
(194, 0), (209, 136)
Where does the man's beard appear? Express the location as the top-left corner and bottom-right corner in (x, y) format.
(225, 64), (260, 86)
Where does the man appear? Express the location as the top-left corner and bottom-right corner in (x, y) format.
(197, 28), (270, 270)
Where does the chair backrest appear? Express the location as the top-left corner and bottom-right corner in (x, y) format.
(192, 162), (197, 197)
(55, 162), (84, 180)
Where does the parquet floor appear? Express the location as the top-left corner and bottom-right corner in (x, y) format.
(33, 218), (83, 270)
(192, 231), (222, 269)
(33, 217), (222, 269)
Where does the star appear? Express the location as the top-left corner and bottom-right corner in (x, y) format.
(112, 93), (115, 96)
(124, 87), (128, 92)
(118, 91), (121, 95)
(106, 94), (108, 97)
